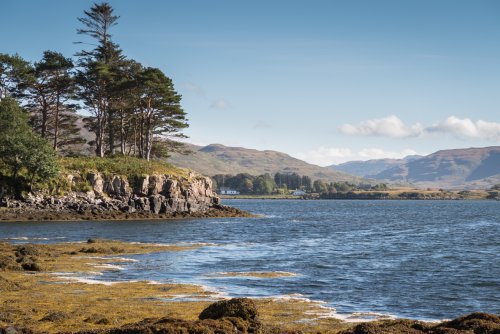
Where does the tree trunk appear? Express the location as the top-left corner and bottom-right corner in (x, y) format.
(53, 92), (60, 150)
(139, 110), (144, 159)
(120, 109), (125, 155)
(41, 96), (48, 138)
(145, 126), (151, 161)
(108, 107), (115, 155)
(95, 100), (105, 158)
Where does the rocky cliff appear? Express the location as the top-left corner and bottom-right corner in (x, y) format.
(0, 172), (250, 221)
(84, 171), (220, 214)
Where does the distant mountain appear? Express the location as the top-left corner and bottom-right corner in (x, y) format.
(372, 147), (500, 189)
(331, 155), (422, 178)
(167, 143), (362, 183)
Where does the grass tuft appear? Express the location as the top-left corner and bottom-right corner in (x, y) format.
(59, 156), (190, 179)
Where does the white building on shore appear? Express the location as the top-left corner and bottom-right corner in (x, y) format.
(219, 187), (240, 195)
(292, 189), (307, 196)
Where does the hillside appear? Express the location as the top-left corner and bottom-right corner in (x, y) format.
(167, 143), (363, 183)
(372, 146), (500, 189)
(331, 155), (422, 177)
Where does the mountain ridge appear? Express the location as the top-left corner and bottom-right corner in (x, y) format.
(332, 155), (422, 178)
(333, 146), (500, 189)
(167, 143), (363, 183)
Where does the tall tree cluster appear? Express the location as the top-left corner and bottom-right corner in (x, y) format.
(0, 2), (188, 160)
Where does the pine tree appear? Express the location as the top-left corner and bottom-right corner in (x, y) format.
(0, 54), (32, 100)
(26, 51), (82, 151)
(135, 67), (188, 161)
(76, 2), (123, 157)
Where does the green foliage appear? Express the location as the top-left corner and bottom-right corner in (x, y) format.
(75, 3), (187, 159)
(72, 177), (93, 193)
(274, 172), (310, 191)
(0, 98), (59, 192)
(253, 174), (275, 195)
(29, 51), (81, 150)
(313, 180), (328, 193)
(59, 155), (187, 178)
(213, 173), (277, 195)
(24, 136), (59, 185)
(0, 53), (32, 99)
(372, 183), (389, 191)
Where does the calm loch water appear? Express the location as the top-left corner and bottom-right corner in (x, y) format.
(1, 200), (499, 320)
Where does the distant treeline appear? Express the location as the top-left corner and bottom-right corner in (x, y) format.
(212, 172), (388, 195)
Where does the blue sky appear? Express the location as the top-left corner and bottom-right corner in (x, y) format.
(2, 0), (500, 165)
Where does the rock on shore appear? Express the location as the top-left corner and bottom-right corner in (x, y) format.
(0, 172), (251, 221)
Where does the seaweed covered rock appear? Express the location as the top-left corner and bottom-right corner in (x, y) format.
(437, 312), (500, 333)
(14, 245), (40, 257)
(0, 255), (19, 271)
(341, 319), (430, 334)
(76, 316), (260, 334)
(20, 261), (43, 272)
(0, 327), (35, 334)
(199, 298), (259, 322)
(341, 312), (500, 334)
(40, 311), (69, 322)
(0, 244), (44, 272)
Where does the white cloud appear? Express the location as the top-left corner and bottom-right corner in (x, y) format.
(183, 82), (205, 96)
(427, 116), (500, 141)
(339, 115), (500, 141)
(294, 147), (354, 166)
(358, 148), (420, 160)
(294, 147), (422, 166)
(210, 99), (230, 109)
(339, 115), (423, 138)
(253, 120), (272, 129)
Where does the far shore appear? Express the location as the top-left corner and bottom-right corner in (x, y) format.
(221, 188), (499, 201)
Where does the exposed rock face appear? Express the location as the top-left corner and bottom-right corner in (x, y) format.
(84, 172), (219, 215)
(1, 172), (223, 218)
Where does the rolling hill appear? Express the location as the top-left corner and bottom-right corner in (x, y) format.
(167, 143), (363, 183)
(369, 147), (500, 189)
(332, 155), (422, 178)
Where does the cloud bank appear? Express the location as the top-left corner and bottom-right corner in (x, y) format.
(339, 115), (500, 141)
(339, 115), (422, 138)
(294, 147), (420, 166)
(183, 82), (205, 96)
(210, 99), (230, 109)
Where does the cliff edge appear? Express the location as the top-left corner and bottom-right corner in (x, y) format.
(0, 158), (251, 221)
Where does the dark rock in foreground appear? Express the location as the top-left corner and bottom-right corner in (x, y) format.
(341, 312), (500, 334)
(1, 304), (499, 334)
(199, 298), (259, 322)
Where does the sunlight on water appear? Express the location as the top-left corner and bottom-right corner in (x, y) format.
(1, 199), (499, 321)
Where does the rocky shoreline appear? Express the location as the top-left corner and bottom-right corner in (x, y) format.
(0, 240), (499, 334)
(0, 172), (253, 221)
(0, 203), (252, 222)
